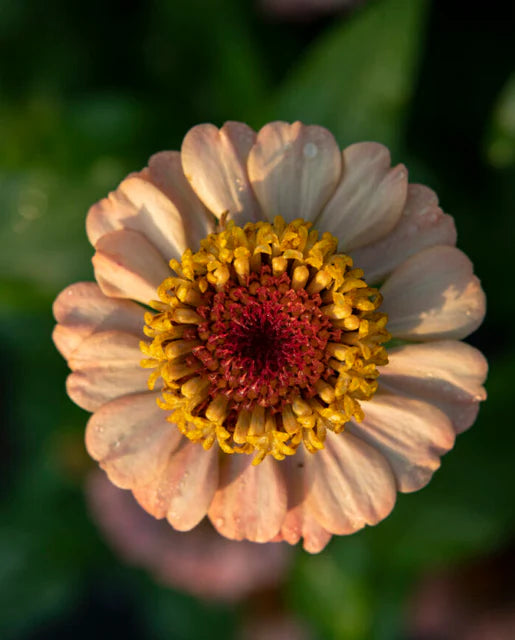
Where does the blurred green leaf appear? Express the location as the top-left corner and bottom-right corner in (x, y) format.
(485, 73), (515, 167)
(266, 0), (428, 154)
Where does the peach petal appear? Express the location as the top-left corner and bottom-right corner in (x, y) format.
(208, 455), (287, 543)
(381, 246), (486, 340)
(279, 452), (332, 553)
(306, 431), (396, 535)
(247, 121), (341, 223)
(133, 442), (218, 529)
(316, 142), (407, 251)
(350, 184), (457, 283)
(380, 341), (487, 434)
(147, 150), (214, 250)
(87, 158), (212, 259)
(349, 393), (455, 493)
(65, 331), (150, 411)
(181, 122), (262, 223)
(52, 282), (144, 360)
(92, 229), (170, 304)
(86, 392), (181, 490)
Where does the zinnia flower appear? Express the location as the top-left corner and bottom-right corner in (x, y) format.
(53, 121), (487, 553)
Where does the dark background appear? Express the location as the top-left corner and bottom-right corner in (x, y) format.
(1, 0), (514, 638)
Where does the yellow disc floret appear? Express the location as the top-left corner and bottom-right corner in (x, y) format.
(140, 216), (389, 464)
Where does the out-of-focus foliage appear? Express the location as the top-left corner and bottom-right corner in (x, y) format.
(1, 0), (514, 639)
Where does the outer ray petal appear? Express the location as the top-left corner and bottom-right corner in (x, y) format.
(306, 431), (397, 535)
(316, 142), (407, 251)
(208, 455), (287, 543)
(247, 121), (341, 223)
(380, 341), (488, 433)
(133, 442), (218, 530)
(181, 121), (262, 223)
(280, 452), (332, 553)
(86, 391), (181, 489)
(87, 154), (212, 259)
(349, 393), (455, 493)
(350, 184), (457, 283)
(52, 282), (144, 360)
(92, 229), (170, 304)
(381, 245), (486, 340)
(65, 331), (151, 411)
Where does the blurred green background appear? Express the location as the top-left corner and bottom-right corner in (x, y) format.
(1, 0), (514, 638)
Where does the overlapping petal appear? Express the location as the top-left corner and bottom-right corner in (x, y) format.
(181, 121), (262, 224)
(87, 153), (212, 259)
(379, 341), (487, 433)
(209, 455), (287, 543)
(52, 282), (144, 360)
(306, 431), (397, 535)
(92, 229), (171, 304)
(350, 184), (457, 283)
(349, 393), (455, 493)
(381, 245), (486, 340)
(247, 121), (342, 223)
(316, 142), (408, 251)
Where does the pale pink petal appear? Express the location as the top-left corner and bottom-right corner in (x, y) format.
(280, 452), (332, 553)
(92, 229), (170, 304)
(52, 282), (144, 360)
(65, 331), (150, 411)
(381, 246), (486, 340)
(181, 122), (262, 223)
(147, 150), (214, 250)
(350, 184), (457, 283)
(349, 393), (455, 493)
(85, 392), (181, 490)
(306, 431), (396, 535)
(87, 157), (212, 259)
(380, 341), (487, 433)
(316, 142), (407, 251)
(208, 455), (287, 543)
(133, 442), (218, 530)
(247, 121), (341, 223)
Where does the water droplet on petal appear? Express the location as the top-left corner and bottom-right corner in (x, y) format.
(303, 142), (318, 159)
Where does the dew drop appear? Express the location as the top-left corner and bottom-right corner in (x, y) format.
(303, 142), (318, 159)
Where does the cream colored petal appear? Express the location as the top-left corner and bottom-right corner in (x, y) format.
(381, 246), (486, 340)
(247, 121), (341, 223)
(208, 455), (287, 543)
(65, 331), (151, 411)
(52, 282), (144, 361)
(92, 229), (170, 304)
(380, 341), (487, 434)
(316, 142), (407, 252)
(147, 150), (214, 250)
(87, 155), (212, 260)
(351, 184), (457, 283)
(280, 452), (332, 553)
(181, 121), (262, 223)
(86, 391), (181, 490)
(349, 393), (455, 493)
(133, 442), (218, 530)
(306, 431), (396, 535)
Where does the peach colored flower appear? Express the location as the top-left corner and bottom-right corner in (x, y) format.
(53, 121), (487, 553)
(86, 471), (291, 602)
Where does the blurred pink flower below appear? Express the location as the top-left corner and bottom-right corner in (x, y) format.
(86, 471), (292, 603)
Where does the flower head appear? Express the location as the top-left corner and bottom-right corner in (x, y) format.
(53, 121), (487, 552)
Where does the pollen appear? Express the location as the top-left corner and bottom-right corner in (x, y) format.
(140, 216), (390, 464)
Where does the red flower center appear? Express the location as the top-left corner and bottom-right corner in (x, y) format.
(189, 269), (339, 416)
